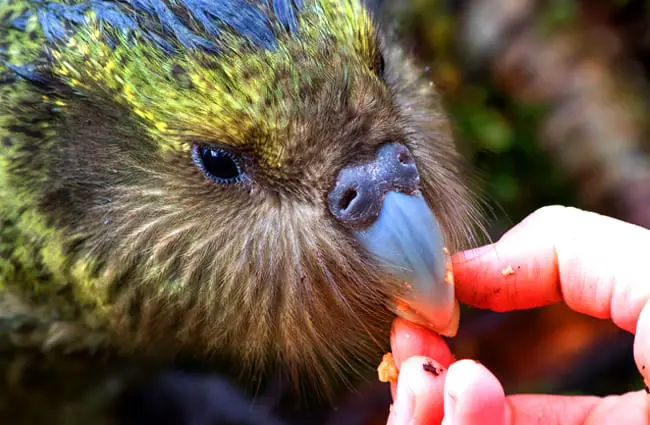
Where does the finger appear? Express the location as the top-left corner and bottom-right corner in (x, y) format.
(581, 391), (649, 425)
(443, 361), (606, 425)
(452, 205), (650, 328)
(387, 356), (447, 425)
(442, 359), (505, 425)
(390, 318), (454, 398)
(390, 318), (455, 369)
(506, 392), (648, 425)
(452, 206), (650, 385)
(452, 206), (562, 312)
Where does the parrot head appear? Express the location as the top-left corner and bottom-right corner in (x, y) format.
(0, 0), (482, 393)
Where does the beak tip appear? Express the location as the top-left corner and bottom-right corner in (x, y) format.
(393, 296), (460, 337)
(435, 298), (460, 337)
(406, 247), (460, 337)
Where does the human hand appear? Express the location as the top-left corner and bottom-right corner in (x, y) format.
(386, 206), (650, 425)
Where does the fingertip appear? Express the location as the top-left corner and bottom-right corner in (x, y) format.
(454, 206), (650, 336)
(451, 208), (564, 312)
(444, 360), (506, 425)
(391, 356), (447, 425)
(390, 318), (454, 369)
(400, 356), (447, 395)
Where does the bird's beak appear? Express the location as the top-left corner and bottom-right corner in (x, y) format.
(328, 143), (459, 337)
(355, 191), (459, 337)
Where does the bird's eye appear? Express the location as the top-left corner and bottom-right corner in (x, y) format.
(192, 144), (244, 184)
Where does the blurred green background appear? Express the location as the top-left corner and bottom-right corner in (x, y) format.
(398, 0), (573, 226)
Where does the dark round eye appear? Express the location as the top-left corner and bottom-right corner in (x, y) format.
(192, 144), (244, 184)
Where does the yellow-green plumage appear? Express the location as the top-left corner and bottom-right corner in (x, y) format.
(6, 0), (379, 167)
(0, 0), (386, 333)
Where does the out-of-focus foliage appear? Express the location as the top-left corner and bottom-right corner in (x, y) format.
(395, 0), (577, 230)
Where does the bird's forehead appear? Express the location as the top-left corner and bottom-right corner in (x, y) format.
(42, 0), (377, 168)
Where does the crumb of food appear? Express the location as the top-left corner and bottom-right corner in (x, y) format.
(422, 360), (442, 376)
(378, 353), (399, 383)
(501, 265), (515, 276)
(445, 270), (454, 285)
(443, 247), (454, 285)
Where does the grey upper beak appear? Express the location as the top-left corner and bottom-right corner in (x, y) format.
(328, 143), (459, 336)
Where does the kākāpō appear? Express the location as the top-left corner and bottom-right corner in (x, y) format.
(0, 0), (483, 422)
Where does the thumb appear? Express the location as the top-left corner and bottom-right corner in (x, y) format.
(442, 360), (506, 425)
(388, 356), (447, 425)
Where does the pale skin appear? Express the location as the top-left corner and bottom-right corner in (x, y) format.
(386, 205), (650, 425)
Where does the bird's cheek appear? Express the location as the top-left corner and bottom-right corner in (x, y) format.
(327, 143), (459, 337)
